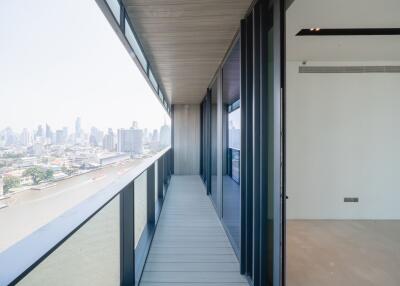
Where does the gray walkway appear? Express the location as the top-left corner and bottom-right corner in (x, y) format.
(140, 175), (248, 286)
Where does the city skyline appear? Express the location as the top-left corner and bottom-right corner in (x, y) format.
(0, 116), (171, 149)
(0, 115), (170, 135)
(0, 0), (170, 132)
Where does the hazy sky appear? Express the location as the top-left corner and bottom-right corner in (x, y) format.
(0, 0), (169, 133)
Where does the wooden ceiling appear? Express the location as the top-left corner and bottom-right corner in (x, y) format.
(123, 0), (252, 104)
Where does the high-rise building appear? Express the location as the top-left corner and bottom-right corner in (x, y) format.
(62, 127), (68, 142)
(89, 127), (103, 147)
(75, 117), (82, 137)
(20, 128), (31, 146)
(103, 128), (115, 151)
(152, 129), (159, 142)
(228, 120), (240, 150)
(74, 117), (84, 145)
(117, 127), (143, 155)
(3, 127), (17, 146)
(46, 124), (52, 138)
(143, 128), (149, 144)
(159, 124), (171, 148)
(55, 130), (65, 145)
(36, 125), (43, 139)
(45, 124), (54, 144)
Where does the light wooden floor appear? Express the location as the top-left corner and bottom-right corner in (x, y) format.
(287, 220), (400, 286)
(139, 175), (248, 286)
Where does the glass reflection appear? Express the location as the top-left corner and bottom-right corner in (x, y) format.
(222, 40), (241, 251)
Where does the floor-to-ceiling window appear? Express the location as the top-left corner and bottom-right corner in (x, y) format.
(0, 0), (170, 271)
(222, 40), (241, 252)
(211, 80), (218, 207)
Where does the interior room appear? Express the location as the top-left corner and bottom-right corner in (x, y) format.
(286, 0), (400, 285)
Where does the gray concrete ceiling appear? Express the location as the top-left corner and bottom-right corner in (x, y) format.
(123, 0), (252, 104)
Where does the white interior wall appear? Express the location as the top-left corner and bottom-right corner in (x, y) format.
(287, 61), (400, 219)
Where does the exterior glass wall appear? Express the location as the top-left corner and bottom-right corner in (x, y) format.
(0, 0), (170, 255)
(222, 40), (241, 251)
(211, 79), (219, 207)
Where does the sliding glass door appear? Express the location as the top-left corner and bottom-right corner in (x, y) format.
(222, 40), (241, 253)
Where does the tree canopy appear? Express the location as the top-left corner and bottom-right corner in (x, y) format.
(23, 166), (54, 185)
(3, 176), (20, 194)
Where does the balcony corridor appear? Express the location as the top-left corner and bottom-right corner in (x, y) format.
(139, 175), (248, 286)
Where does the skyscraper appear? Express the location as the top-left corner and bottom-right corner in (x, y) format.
(159, 123), (171, 148)
(20, 128), (31, 146)
(103, 128), (115, 151)
(89, 127), (103, 147)
(36, 125), (43, 139)
(75, 117), (82, 137)
(62, 127), (68, 142)
(152, 129), (159, 142)
(46, 124), (54, 144)
(117, 127), (143, 155)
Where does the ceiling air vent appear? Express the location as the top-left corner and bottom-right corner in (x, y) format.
(344, 197), (359, 203)
(299, 66), (400, 74)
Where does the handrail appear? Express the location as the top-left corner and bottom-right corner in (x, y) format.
(0, 148), (171, 286)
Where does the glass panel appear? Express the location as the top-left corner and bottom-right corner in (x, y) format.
(105, 0), (120, 24)
(134, 171), (147, 247)
(159, 90), (164, 101)
(228, 108), (240, 183)
(211, 79), (218, 207)
(124, 19), (147, 70)
(201, 98), (208, 183)
(17, 196), (120, 286)
(148, 69), (158, 91)
(222, 40), (241, 250)
(0, 0), (170, 254)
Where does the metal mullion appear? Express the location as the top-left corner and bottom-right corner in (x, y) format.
(272, 1), (283, 285)
(171, 105), (175, 174)
(259, 3), (269, 284)
(119, 2), (125, 33)
(147, 164), (155, 225)
(120, 182), (135, 285)
(163, 155), (167, 188)
(157, 157), (164, 200)
(206, 89), (212, 195)
(252, 3), (262, 285)
(239, 19), (247, 275)
(245, 11), (254, 278)
(200, 102), (204, 178)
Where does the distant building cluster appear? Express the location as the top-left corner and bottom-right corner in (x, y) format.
(0, 117), (171, 196)
(228, 120), (240, 150)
